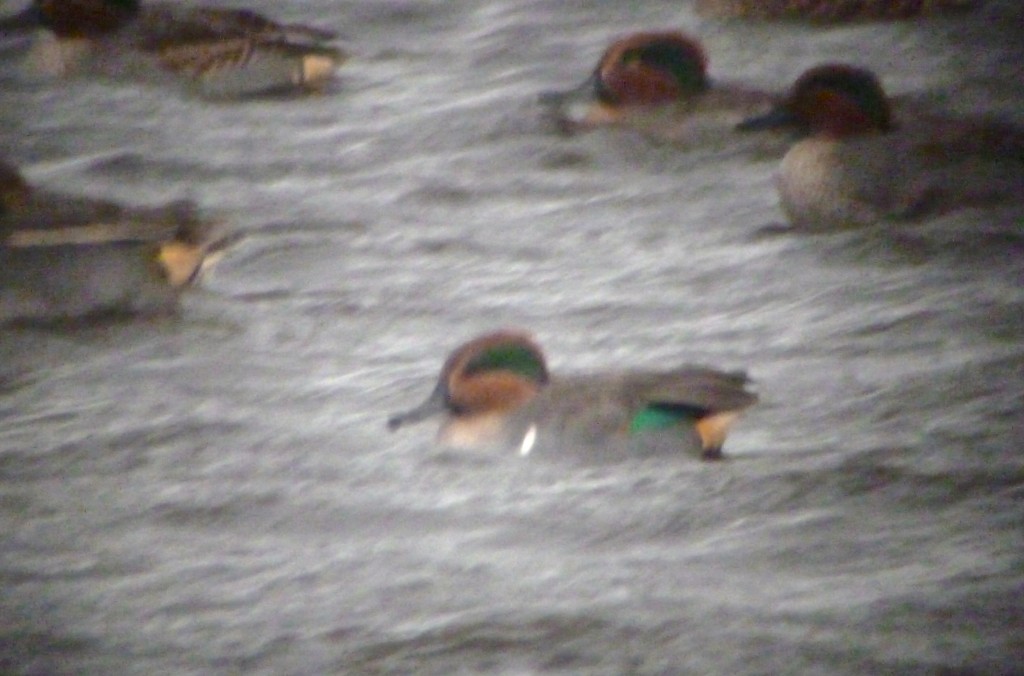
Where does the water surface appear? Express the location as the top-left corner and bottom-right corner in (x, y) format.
(1, 0), (1022, 673)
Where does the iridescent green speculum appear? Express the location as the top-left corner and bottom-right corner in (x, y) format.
(465, 344), (547, 383)
(629, 404), (703, 434)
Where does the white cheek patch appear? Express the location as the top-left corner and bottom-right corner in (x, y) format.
(519, 424), (538, 456)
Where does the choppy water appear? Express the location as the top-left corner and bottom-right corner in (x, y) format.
(2, 0), (1023, 673)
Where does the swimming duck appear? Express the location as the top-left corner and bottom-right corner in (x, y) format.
(695, 0), (978, 22)
(540, 31), (774, 144)
(736, 63), (1024, 229)
(0, 0), (346, 97)
(1, 160), (231, 323)
(387, 329), (758, 460)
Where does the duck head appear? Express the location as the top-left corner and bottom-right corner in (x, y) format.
(737, 63), (892, 138)
(590, 31), (709, 106)
(0, 0), (140, 38)
(387, 330), (550, 431)
(540, 31), (709, 128)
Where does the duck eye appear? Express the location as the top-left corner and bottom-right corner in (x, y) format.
(620, 50), (641, 66)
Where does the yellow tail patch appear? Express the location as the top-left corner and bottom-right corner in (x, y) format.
(694, 411), (739, 452)
(300, 53), (340, 85)
(156, 241), (205, 287)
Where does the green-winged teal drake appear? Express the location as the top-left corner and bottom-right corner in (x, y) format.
(0, 0), (346, 97)
(388, 329), (758, 460)
(1, 160), (231, 323)
(737, 63), (1024, 229)
(540, 31), (774, 144)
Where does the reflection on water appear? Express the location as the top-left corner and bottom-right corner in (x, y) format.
(1, 0), (1023, 673)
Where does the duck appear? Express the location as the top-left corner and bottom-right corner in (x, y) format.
(695, 0), (978, 21)
(1, 160), (232, 323)
(387, 329), (758, 461)
(0, 0), (346, 98)
(735, 63), (1024, 229)
(539, 31), (775, 145)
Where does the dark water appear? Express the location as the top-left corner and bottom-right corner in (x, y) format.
(1, 0), (1023, 673)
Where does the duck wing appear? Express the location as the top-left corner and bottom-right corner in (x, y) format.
(3, 188), (205, 248)
(628, 368), (758, 414)
(136, 5), (335, 50)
